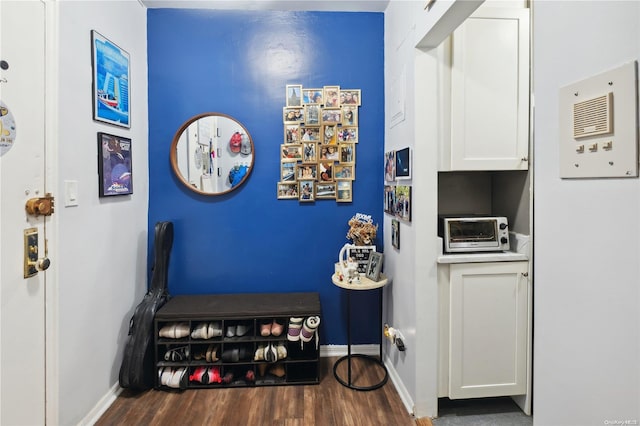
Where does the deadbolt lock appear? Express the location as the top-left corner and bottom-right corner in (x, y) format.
(25, 193), (55, 217)
(24, 228), (50, 278)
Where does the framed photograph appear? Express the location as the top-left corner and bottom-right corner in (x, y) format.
(336, 180), (352, 202)
(342, 106), (358, 126)
(283, 107), (304, 123)
(316, 182), (336, 199)
(319, 162), (334, 182)
(284, 124), (300, 143)
(305, 105), (321, 125)
(91, 31), (130, 128)
(366, 252), (384, 281)
(323, 85), (340, 107)
(277, 182), (299, 199)
(319, 144), (340, 161)
(286, 84), (302, 107)
(395, 147), (411, 180)
(384, 151), (396, 181)
(98, 132), (132, 197)
(281, 144), (302, 161)
(321, 108), (342, 125)
(339, 143), (355, 164)
(334, 164), (354, 180)
(298, 180), (315, 202)
(322, 124), (337, 145)
(395, 185), (412, 222)
(297, 163), (317, 180)
(338, 127), (358, 143)
(347, 245), (376, 274)
(391, 219), (400, 249)
(303, 88), (323, 105)
(300, 126), (320, 142)
(302, 142), (318, 163)
(340, 89), (361, 106)
(384, 185), (395, 213)
(281, 162), (296, 182)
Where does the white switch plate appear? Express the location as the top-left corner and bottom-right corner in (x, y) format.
(64, 180), (78, 207)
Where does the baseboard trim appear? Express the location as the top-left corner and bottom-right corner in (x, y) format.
(384, 354), (415, 416)
(78, 382), (122, 426)
(320, 344), (379, 357)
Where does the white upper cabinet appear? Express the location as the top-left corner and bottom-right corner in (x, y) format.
(447, 8), (530, 171)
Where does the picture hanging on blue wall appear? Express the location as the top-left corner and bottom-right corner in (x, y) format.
(91, 30), (130, 128)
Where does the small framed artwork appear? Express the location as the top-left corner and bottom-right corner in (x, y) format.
(305, 105), (321, 125)
(319, 162), (334, 182)
(322, 124), (337, 145)
(283, 107), (304, 123)
(297, 164), (317, 180)
(366, 252), (384, 281)
(281, 144), (302, 161)
(91, 31), (130, 128)
(391, 219), (400, 249)
(284, 124), (300, 143)
(277, 182), (299, 199)
(340, 89), (361, 106)
(316, 182), (336, 199)
(336, 180), (352, 202)
(319, 145), (339, 161)
(338, 127), (358, 143)
(298, 180), (315, 202)
(395, 147), (411, 180)
(384, 185), (395, 213)
(334, 164), (354, 180)
(281, 162), (296, 182)
(395, 185), (412, 222)
(303, 88), (323, 105)
(302, 142), (318, 163)
(384, 151), (396, 181)
(347, 245), (376, 274)
(323, 85), (340, 107)
(300, 126), (320, 142)
(321, 108), (342, 125)
(286, 84), (303, 107)
(98, 132), (132, 197)
(342, 106), (358, 126)
(339, 143), (355, 164)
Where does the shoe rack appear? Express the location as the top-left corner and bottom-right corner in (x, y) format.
(154, 292), (321, 389)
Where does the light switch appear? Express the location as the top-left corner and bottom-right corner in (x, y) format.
(64, 180), (78, 207)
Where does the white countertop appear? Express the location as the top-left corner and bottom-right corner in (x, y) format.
(436, 233), (530, 264)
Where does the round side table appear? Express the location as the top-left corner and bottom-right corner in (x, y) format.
(332, 268), (389, 391)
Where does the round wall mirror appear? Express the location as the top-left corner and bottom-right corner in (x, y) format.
(170, 112), (254, 195)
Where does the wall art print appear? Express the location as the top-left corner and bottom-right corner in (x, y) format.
(277, 84), (361, 202)
(91, 30), (130, 128)
(98, 132), (133, 197)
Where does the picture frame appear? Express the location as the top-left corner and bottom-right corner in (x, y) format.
(384, 185), (395, 213)
(321, 108), (342, 125)
(395, 147), (411, 180)
(322, 124), (338, 145)
(296, 164), (317, 180)
(395, 185), (412, 222)
(319, 144), (340, 161)
(366, 252), (384, 281)
(298, 180), (315, 202)
(323, 85), (340, 107)
(303, 88), (323, 105)
(300, 126), (320, 142)
(342, 106), (358, 126)
(302, 142), (318, 163)
(339, 143), (355, 164)
(338, 127), (358, 143)
(391, 219), (400, 249)
(319, 162), (334, 182)
(281, 144), (302, 161)
(334, 164), (354, 180)
(316, 182), (336, 199)
(340, 89), (361, 106)
(283, 107), (304, 123)
(277, 182), (299, 199)
(284, 124), (300, 143)
(336, 180), (352, 202)
(97, 132), (132, 197)
(286, 84), (303, 107)
(91, 31), (130, 128)
(347, 245), (376, 274)
(305, 105), (321, 125)
(384, 151), (396, 182)
(281, 162), (296, 182)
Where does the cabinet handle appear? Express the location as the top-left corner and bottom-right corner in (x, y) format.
(521, 157), (528, 162)
(522, 272), (529, 277)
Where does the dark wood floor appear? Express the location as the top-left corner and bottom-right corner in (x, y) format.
(97, 356), (420, 426)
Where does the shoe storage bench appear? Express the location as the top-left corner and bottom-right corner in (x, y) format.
(154, 292), (321, 389)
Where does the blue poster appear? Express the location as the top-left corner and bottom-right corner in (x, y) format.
(92, 31), (130, 128)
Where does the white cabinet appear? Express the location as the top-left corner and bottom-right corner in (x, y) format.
(446, 8), (530, 171)
(439, 261), (529, 399)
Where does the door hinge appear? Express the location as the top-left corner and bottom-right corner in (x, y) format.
(25, 193), (54, 217)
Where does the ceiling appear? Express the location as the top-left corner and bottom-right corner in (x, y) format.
(139, 0), (390, 12)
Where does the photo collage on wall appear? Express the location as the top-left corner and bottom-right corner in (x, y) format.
(384, 147), (411, 222)
(277, 84), (361, 203)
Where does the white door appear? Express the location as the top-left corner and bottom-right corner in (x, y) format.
(0, 1), (49, 424)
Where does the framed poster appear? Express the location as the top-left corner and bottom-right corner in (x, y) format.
(395, 147), (411, 180)
(98, 132), (133, 197)
(91, 30), (130, 128)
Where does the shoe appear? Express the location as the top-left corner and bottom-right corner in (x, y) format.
(209, 366), (222, 383)
(207, 322), (222, 338)
(206, 344), (219, 363)
(158, 324), (176, 338)
(264, 343), (278, 363)
(173, 323), (190, 339)
(236, 323), (252, 337)
(300, 316), (321, 343)
(269, 364), (285, 378)
(287, 317), (304, 341)
(226, 324), (236, 338)
(164, 345), (189, 362)
(260, 320), (272, 337)
(193, 347), (206, 361)
(276, 343), (287, 360)
(159, 367), (173, 386)
(254, 344), (265, 361)
(191, 322), (208, 339)
(271, 319), (284, 337)
(245, 369), (255, 383)
(222, 371), (234, 384)
(189, 366), (210, 384)
(258, 364), (268, 377)
(222, 347), (240, 362)
(168, 367), (188, 389)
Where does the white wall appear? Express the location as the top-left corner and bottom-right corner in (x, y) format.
(55, 1), (148, 424)
(532, 2), (640, 425)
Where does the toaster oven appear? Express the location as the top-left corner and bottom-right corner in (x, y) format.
(439, 216), (510, 253)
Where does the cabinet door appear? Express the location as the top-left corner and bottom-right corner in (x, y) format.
(450, 8), (530, 170)
(449, 261), (528, 399)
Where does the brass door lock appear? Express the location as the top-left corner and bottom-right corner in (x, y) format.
(24, 228), (50, 278)
(25, 193), (55, 217)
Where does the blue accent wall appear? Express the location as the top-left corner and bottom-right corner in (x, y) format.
(147, 9), (384, 344)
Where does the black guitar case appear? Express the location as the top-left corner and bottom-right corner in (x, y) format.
(119, 221), (174, 390)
